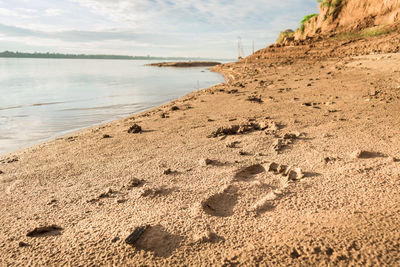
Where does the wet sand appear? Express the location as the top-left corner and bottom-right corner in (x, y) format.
(147, 61), (221, 67)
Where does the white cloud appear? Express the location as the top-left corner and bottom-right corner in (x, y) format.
(0, 0), (319, 57)
(0, 7), (36, 19)
(44, 8), (63, 17)
(70, 0), (314, 31)
(16, 8), (37, 14)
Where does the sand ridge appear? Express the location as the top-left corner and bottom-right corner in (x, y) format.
(1, 34), (400, 265)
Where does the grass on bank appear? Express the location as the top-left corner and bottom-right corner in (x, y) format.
(276, 29), (295, 43)
(297, 0), (344, 34)
(300, 14), (319, 33)
(332, 25), (398, 40)
(317, 0), (343, 18)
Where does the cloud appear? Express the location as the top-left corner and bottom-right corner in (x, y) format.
(70, 0), (317, 31)
(0, 0), (319, 57)
(44, 8), (63, 17)
(0, 7), (36, 19)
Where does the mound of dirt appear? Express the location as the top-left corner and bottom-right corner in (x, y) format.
(278, 0), (400, 43)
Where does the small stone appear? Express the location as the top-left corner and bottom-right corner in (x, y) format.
(324, 157), (336, 163)
(268, 162), (279, 172)
(247, 95), (263, 103)
(125, 225), (149, 245)
(0, 170), (3, 174)
(126, 178), (143, 188)
(325, 247), (334, 256)
(128, 124), (142, 134)
(226, 141), (240, 148)
(163, 168), (172, 175)
(18, 241), (29, 247)
(102, 134), (112, 138)
(290, 248), (301, 258)
(199, 158), (213, 166)
(351, 150), (362, 158)
(283, 133), (298, 140)
(258, 121), (268, 130)
(111, 237), (120, 243)
(170, 106), (180, 111)
(277, 164), (288, 174)
(98, 188), (113, 198)
(47, 199), (57, 205)
(140, 188), (154, 197)
(288, 168), (304, 180)
(313, 246), (322, 254)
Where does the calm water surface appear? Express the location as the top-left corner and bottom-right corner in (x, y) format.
(0, 58), (227, 155)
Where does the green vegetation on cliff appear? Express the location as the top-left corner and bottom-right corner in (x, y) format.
(317, 0), (343, 18)
(300, 14), (319, 33)
(333, 25), (398, 40)
(276, 29), (295, 43)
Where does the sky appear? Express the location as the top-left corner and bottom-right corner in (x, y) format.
(0, 0), (319, 58)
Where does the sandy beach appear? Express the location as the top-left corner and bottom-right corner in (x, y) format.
(1, 31), (400, 265)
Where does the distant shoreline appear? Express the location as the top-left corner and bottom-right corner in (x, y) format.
(0, 51), (232, 61)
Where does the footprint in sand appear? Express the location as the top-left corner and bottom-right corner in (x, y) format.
(234, 164), (265, 181)
(234, 162), (307, 214)
(199, 162), (309, 217)
(133, 224), (183, 258)
(201, 185), (239, 217)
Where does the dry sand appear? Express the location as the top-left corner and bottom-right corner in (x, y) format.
(1, 35), (400, 266)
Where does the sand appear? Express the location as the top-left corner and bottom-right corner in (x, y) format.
(1, 34), (400, 266)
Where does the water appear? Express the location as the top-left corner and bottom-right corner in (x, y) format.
(0, 58), (227, 155)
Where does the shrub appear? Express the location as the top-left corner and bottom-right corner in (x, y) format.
(317, 0), (343, 18)
(276, 29), (295, 43)
(300, 14), (319, 33)
(361, 25), (396, 37)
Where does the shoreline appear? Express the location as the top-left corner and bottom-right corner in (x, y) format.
(0, 82), (227, 158)
(1, 33), (400, 265)
(0, 63), (227, 158)
(147, 61), (222, 67)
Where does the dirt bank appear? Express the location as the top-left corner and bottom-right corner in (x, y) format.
(294, 0), (400, 41)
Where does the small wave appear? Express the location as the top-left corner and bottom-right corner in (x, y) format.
(0, 102), (64, 111)
(32, 102), (64, 107)
(0, 105), (24, 111)
(62, 103), (146, 111)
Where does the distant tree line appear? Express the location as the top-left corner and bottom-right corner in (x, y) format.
(0, 51), (224, 61)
